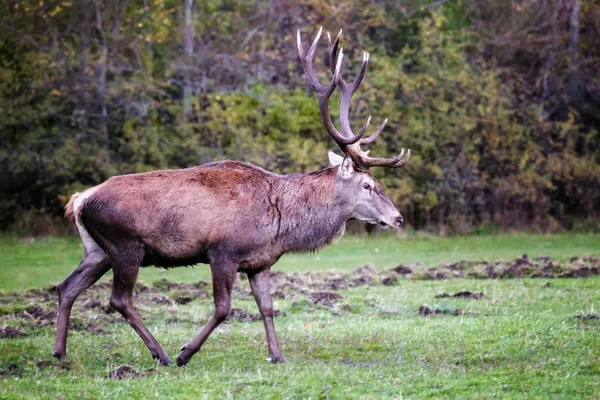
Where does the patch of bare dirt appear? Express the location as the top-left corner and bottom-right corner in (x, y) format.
(3, 255), (597, 337)
(341, 358), (372, 367)
(0, 326), (26, 338)
(108, 364), (154, 380)
(70, 320), (110, 335)
(100, 303), (117, 314)
(81, 298), (101, 310)
(380, 275), (398, 286)
(574, 313), (599, 320)
(225, 308), (286, 322)
(35, 360), (53, 370)
(172, 293), (194, 305)
(150, 296), (173, 305)
(0, 363), (23, 377)
(227, 308), (261, 322)
(435, 291), (484, 300)
(309, 292), (342, 308)
(264, 265), (379, 300)
(17, 305), (56, 326)
(418, 305), (463, 316)
(393, 264), (414, 275)
(413, 254), (600, 280)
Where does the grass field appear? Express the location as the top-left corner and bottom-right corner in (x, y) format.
(1, 233), (599, 399)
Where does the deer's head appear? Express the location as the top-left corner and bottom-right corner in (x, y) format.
(298, 27), (411, 229)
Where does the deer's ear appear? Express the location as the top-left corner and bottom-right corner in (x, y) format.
(328, 150), (344, 167)
(339, 156), (355, 179)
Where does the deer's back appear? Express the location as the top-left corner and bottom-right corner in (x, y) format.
(78, 161), (282, 269)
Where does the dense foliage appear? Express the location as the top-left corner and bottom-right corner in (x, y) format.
(0, 0), (598, 234)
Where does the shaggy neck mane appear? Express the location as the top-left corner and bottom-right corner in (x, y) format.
(274, 167), (351, 253)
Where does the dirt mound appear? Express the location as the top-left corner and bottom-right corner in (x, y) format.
(435, 291), (484, 299)
(408, 254), (600, 280)
(3, 255), (598, 337)
(0, 326), (26, 338)
(0, 363), (22, 377)
(309, 292), (342, 308)
(35, 360), (53, 370)
(418, 305), (462, 316)
(17, 305), (56, 326)
(227, 308), (261, 322)
(70, 320), (110, 335)
(108, 365), (154, 379)
(574, 313), (599, 320)
(81, 298), (101, 310)
(225, 308), (286, 322)
(392, 265), (414, 275)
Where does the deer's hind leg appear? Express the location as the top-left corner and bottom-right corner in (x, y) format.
(53, 251), (111, 360)
(107, 240), (173, 366)
(53, 221), (111, 360)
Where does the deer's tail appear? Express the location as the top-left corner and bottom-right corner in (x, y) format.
(64, 192), (81, 224)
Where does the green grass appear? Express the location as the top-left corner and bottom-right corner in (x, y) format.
(1, 232), (598, 291)
(1, 233), (600, 399)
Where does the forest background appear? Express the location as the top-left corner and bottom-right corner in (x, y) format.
(0, 0), (598, 235)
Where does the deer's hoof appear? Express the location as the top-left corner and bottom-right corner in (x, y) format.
(52, 349), (65, 361)
(151, 350), (174, 366)
(159, 357), (174, 366)
(267, 355), (287, 363)
(176, 352), (190, 367)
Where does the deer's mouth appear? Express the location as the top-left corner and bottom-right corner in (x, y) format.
(378, 220), (392, 229)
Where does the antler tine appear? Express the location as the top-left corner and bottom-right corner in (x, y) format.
(320, 29), (411, 171)
(350, 146), (412, 168)
(297, 28), (366, 146)
(297, 28), (324, 92)
(327, 29), (342, 75)
(359, 118), (387, 145)
(336, 49), (371, 142)
(343, 51), (369, 95)
(324, 29), (377, 146)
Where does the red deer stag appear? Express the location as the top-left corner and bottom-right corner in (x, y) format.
(53, 27), (410, 366)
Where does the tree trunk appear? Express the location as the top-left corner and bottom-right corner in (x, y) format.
(93, 0), (109, 150)
(182, 0), (196, 119)
(568, 0), (580, 98)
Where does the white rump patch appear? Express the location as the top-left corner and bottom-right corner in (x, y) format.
(73, 187), (98, 215)
(73, 187), (103, 254)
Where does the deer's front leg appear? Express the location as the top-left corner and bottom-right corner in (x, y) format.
(176, 260), (238, 366)
(248, 267), (286, 363)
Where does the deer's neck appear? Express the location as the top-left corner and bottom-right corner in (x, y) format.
(274, 167), (352, 254)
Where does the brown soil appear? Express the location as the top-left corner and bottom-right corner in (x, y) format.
(435, 291), (484, 300)
(418, 305), (462, 316)
(108, 364), (154, 379)
(70, 320), (110, 335)
(227, 308), (260, 322)
(309, 292), (342, 308)
(17, 305), (56, 326)
(574, 313), (599, 320)
(225, 308), (286, 322)
(0, 363), (22, 377)
(3, 254), (598, 336)
(173, 294), (195, 305)
(81, 298), (101, 310)
(0, 326), (26, 338)
(35, 360), (53, 370)
(413, 255), (600, 280)
(392, 265), (414, 275)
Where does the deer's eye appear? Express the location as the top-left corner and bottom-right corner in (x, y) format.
(363, 183), (371, 191)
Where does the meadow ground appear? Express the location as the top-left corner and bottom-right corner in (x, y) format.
(0, 232), (599, 399)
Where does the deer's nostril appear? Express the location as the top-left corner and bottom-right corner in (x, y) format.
(396, 215), (404, 227)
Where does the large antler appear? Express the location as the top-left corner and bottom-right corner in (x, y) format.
(297, 27), (411, 170)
